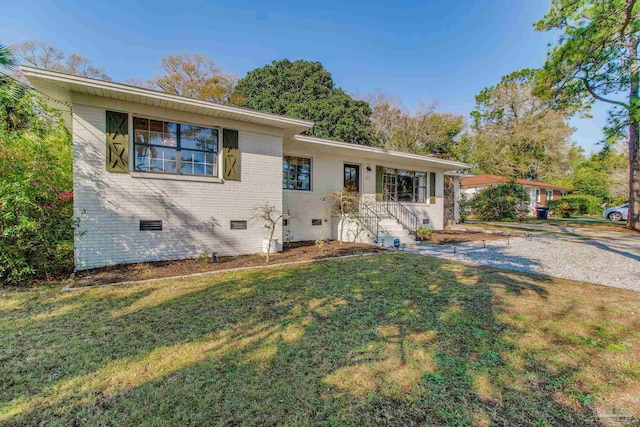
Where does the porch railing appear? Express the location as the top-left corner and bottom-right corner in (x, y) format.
(384, 195), (420, 237)
(357, 202), (381, 243)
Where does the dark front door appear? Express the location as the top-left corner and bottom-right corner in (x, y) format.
(344, 164), (360, 193)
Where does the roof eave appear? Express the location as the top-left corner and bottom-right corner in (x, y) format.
(20, 66), (314, 134)
(290, 135), (470, 170)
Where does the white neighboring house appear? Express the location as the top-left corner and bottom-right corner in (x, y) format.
(460, 174), (573, 214)
(23, 66), (468, 270)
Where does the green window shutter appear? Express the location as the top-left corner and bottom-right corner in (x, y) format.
(223, 129), (240, 181)
(105, 111), (129, 173)
(375, 165), (383, 201)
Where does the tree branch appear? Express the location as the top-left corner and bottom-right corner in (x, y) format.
(581, 78), (629, 108)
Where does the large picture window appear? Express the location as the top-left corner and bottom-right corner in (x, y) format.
(382, 168), (435, 203)
(133, 117), (218, 176)
(283, 156), (311, 190)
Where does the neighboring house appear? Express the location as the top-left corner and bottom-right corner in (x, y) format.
(460, 174), (573, 214)
(23, 66), (468, 270)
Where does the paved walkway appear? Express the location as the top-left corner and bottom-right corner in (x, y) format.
(410, 231), (640, 292)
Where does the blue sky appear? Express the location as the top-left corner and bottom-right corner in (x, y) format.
(2, 0), (609, 153)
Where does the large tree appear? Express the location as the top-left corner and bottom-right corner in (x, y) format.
(535, 0), (640, 230)
(470, 70), (577, 180)
(232, 59), (373, 144)
(144, 52), (240, 103)
(12, 40), (110, 81)
(367, 92), (470, 160)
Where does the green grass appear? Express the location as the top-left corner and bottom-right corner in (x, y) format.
(1, 253), (639, 426)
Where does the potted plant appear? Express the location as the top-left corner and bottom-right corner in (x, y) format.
(416, 226), (432, 242)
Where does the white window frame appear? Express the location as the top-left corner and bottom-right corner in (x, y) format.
(545, 189), (553, 202)
(535, 189), (541, 202)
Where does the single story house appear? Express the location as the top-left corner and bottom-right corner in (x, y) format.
(460, 174), (573, 214)
(23, 66), (469, 270)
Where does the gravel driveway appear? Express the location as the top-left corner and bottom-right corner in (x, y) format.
(409, 234), (640, 292)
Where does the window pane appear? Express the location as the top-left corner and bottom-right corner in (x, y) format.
(135, 130), (149, 145)
(134, 117), (149, 131)
(282, 156), (310, 190)
(181, 125), (218, 152)
(134, 146), (177, 173)
(415, 172), (426, 203)
(397, 174), (414, 202)
(181, 150), (216, 176)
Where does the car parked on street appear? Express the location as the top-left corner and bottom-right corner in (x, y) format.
(603, 203), (628, 221)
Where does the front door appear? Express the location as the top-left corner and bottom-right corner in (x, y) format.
(344, 164), (360, 193)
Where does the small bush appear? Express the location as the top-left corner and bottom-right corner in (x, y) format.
(467, 183), (530, 221)
(416, 226), (432, 240)
(548, 195), (602, 217)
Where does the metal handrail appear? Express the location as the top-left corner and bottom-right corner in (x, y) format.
(357, 202), (381, 243)
(385, 195), (420, 236)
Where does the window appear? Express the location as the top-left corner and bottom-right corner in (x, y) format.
(545, 190), (554, 202)
(382, 168), (434, 203)
(133, 117), (218, 176)
(560, 191), (567, 197)
(535, 189), (541, 202)
(311, 219), (322, 226)
(283, 156), (311, 190)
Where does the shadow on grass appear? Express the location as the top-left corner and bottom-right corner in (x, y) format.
(1, 253), (638, 426)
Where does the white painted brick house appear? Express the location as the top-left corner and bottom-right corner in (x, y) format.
(24, 66), (468, 270)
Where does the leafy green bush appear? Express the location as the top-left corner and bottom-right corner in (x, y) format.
(0, 90), (74, 285)
(467, 183), (530, 221)
(416, 226), (432, 239)
(548, 195), (602, 217)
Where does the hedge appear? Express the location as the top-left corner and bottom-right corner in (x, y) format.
(548, 195), (602, 217)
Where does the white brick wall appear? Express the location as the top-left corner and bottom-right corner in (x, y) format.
(282, 140), (448, 244)
(72, 101), (283, 270)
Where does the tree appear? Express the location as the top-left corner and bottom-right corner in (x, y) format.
(325, 189), (362, 243)
(470, 70), (576, 180)
(467, 182), (530, 221)
(11, 40), (111, 81)
(0, 44), (15, 68)
(233, 59), (373, 144)
(568, 146), (629, 203)
(535, 0), (640, 230)
(147, 53), (239, 103)
(252, 203), (287, 263)
(367, 92), (469, 160)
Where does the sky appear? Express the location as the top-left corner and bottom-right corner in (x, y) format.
(2, 0), (610, 153)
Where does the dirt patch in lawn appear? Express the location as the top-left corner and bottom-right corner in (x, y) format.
(427, 230), (511, 245)
(70, 241), (385, 288)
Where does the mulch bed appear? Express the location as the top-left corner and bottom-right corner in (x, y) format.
(70, 241), (386, 288)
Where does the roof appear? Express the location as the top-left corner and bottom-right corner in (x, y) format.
(20, 66), (314, 136)
(460, 174), (573, 191)
(289, 135), (470, 171)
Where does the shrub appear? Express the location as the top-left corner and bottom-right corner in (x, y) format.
(416, 226), (432, 240)
(548, 195), (602, 217)
(0, 91), (74, 285)
(467, 183), (530, 221)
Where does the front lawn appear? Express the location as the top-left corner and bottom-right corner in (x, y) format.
(1, 253), (638, 426)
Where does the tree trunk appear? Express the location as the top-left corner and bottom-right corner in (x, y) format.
(629, 124), (640, 230)
(628, 28), (640, 231)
